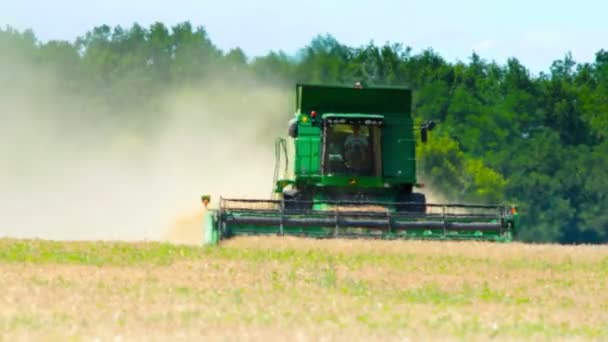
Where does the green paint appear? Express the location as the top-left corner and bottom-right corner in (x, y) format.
(322, 113), (385, 120)
(289, 84), (417, 200)
(203, 211), (219, 245)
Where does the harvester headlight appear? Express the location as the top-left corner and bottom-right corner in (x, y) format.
(301, 115), (309, 123)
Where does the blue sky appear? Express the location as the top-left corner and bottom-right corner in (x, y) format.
(1, 0), (606, 73)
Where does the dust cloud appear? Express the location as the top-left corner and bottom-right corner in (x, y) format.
(0, 53), (290, 242)
(419, 186), (451, 205)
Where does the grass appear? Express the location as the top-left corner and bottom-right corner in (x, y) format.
(0, 239), (206, 266)
(0, 237), (607, 340)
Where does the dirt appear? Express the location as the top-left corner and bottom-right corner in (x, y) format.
(164, 209), (206, 245)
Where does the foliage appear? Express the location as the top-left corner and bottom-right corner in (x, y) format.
(1, 23), (607, 243)
(417, 134), (507, 203)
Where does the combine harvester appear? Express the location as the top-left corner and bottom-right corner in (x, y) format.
(202, 84), (519, 244)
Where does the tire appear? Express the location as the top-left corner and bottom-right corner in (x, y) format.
(397, 192), (426, 213)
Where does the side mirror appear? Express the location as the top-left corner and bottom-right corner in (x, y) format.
(420, 120), (436, 143)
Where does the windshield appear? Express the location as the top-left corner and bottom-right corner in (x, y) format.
(323, 123), (382, 177)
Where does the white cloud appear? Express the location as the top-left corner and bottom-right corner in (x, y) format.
(472, 39), (496, 52)
(510, 28), (579, 72)
(521, 28), (575, 49)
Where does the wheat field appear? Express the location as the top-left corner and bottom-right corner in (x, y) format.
(0, 237), (607, 341)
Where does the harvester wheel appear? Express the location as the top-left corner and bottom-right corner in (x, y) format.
(397, 192), (426, 213)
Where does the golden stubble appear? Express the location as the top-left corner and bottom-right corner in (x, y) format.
(1, 238), (607, 340)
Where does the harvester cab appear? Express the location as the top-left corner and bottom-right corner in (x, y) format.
(202, 84), (519, 244)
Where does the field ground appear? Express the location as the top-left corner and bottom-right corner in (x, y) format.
(0, 237), (607, 341)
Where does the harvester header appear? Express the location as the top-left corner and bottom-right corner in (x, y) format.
(202, 84), (519, 244)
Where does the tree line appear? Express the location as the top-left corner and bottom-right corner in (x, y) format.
(1, 22), (606, 243)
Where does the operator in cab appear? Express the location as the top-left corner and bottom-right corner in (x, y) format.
(343, 124), (372, 174)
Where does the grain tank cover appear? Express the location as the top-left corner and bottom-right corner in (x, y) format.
(297, 84), (412, 115)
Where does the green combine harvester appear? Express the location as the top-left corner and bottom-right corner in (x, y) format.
(202, 84), (519, 244)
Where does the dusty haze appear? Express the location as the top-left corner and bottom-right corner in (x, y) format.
(0, 42), (450, 244)
(0, 52), (290, 241)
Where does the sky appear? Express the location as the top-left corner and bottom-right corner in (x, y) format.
(1, 0), (606, 73)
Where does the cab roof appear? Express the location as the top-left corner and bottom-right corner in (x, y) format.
(297, 84), (411, 116)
